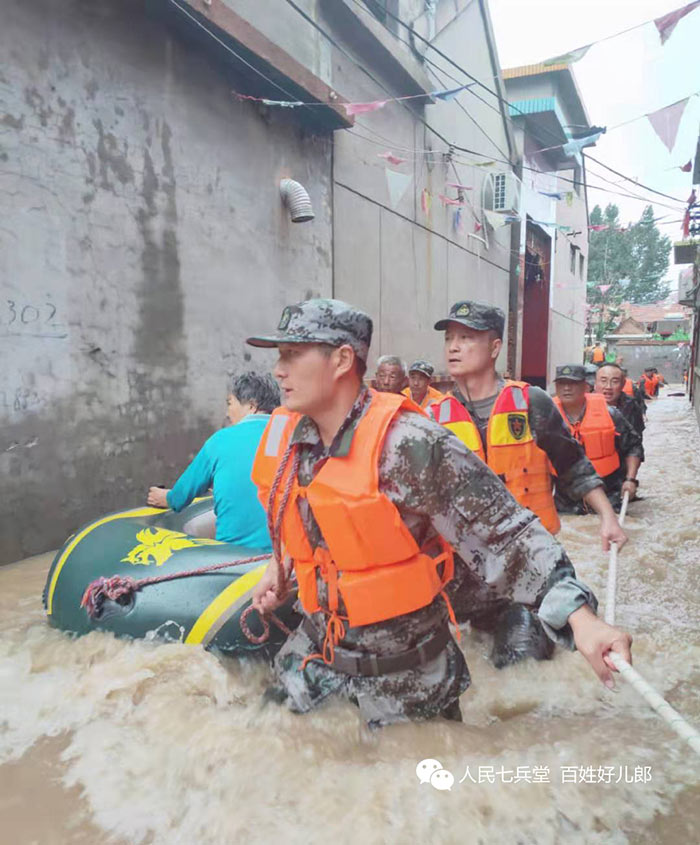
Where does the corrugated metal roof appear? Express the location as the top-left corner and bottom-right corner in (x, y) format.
(502, 63), (569, 79)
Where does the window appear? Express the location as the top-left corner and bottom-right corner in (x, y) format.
(579, 253), (585, 278)
(570, 244), (576, 274)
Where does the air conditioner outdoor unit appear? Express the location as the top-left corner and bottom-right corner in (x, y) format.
(483, 171), (521, 215)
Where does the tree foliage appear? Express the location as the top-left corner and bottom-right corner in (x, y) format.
(587, 204), (671, 304)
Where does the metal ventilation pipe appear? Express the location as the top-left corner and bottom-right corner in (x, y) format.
(279, 178), (315, 223)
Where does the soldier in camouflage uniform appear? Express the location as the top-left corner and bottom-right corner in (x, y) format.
(247, 299), (632, 728)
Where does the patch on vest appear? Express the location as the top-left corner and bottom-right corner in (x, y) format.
(507, 413), (527, 441)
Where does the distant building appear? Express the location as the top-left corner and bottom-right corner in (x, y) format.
(503, 63), (593, 388)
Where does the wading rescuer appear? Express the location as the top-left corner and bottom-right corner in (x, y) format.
(596, 363), (645, 437)
(639, 367), (661, 398)
(429, 301), (627, 548)
(246, 299), (632, 728)
(552, 365), (643, 512)
(401, 359), (445, 409)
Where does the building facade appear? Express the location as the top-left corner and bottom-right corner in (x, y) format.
(503, 64), (592, 387)
(1, 0), (519, 562)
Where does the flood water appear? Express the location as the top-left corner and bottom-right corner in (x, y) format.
(1, 392), (699, 844)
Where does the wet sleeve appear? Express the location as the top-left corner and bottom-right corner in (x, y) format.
(527, 386), (603, 500)
(610, 407), (644, 461)
(379, 414), (598, 648)
(166, 439), (215, 512)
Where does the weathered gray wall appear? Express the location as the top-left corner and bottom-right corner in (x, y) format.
(608, 343), (688, 382)
(0, 0), (332, 563)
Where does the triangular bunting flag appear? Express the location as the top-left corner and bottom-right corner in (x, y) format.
(385, 168), (412, 210)
(680, 160), (693, 172)
(598, 284), (611, 295)
(654, 1), (700, 45)
(543, 44), (592, 66)
(432, 83), (474, 101)
(647, 98), (689, 153)
(377, 151), (407, 166)
(562, 131), (604, 157)
(343, 100), (388, 116)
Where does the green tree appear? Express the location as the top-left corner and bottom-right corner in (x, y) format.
(587, 204), (671, 305)
(587, 204), (632, 302)
(627, 205), (671, 303)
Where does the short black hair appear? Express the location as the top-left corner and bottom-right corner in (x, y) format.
(230, 372), (280, 413)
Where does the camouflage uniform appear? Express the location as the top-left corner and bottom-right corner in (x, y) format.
(552, 366), (644, 514)
(248, 300), (598, 729)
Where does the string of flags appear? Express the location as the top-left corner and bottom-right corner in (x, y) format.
(540, 1), (700, 66)
(233, 82), (476, 115)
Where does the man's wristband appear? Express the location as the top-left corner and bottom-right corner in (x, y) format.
(624, 477), (639, 486)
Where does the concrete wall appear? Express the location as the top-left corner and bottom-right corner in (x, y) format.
(607, 343), (689, 382)
(332, 0), (514, 374)
(548, 167), (588, 382)
(0, 0), (332, 564)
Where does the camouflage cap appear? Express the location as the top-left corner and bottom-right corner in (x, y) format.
(434, 300), (505, 338)
(554, 364), (587, 382)
(408, 359), (434, 377)
(246, 298), (373, 362)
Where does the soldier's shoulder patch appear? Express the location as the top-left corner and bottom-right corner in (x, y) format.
(507, 412), (527, 441)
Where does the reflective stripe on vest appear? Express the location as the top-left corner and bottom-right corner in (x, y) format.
(251, 391), (454, 628)
(553, 393), (620, 478)
(432, 383), (560, 535)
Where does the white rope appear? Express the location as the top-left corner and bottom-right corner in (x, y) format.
(604, 490), (700, 757)
(604, 491), (629, 626)
(608, 652), (700, 755)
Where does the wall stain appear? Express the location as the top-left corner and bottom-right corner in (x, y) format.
(24, 86), (52, 127)
(133, 122), (185, 369)
(93, 118), (134, 189)
(2, 113), (25, 129)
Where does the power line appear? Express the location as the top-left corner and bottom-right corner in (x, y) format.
(356, 0), (690, 206)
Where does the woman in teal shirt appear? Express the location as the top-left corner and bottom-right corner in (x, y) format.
(147, 373), (279, 550)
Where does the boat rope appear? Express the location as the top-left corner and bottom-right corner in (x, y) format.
(605, 491), (700, 756)
(81, 442), (300, 645)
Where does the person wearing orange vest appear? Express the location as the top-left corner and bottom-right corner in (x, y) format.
(591, 343), (606, 364)
(430, 300), (627, 548)
(639, 367), (660, 398)
(246, 299), (631, 727)
(401, 359), (445, 409)
(552, 365), (643, 513)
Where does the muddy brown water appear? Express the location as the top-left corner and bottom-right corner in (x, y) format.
(1, 392), (699, 844)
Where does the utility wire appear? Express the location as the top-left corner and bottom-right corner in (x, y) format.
(356, 0), (689, 206)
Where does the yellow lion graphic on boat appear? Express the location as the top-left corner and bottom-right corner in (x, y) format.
(122, 527), (219, 567)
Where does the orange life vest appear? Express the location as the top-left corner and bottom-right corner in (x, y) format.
(430, 382), (560, 535)
(622, 378), (634, 396)
(640, 374), (659, 395)
(251, 391), (454, 633)
(401, 384), (445, 409)
(592, 347), (605, 363)
(552, 393), (620, 478)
